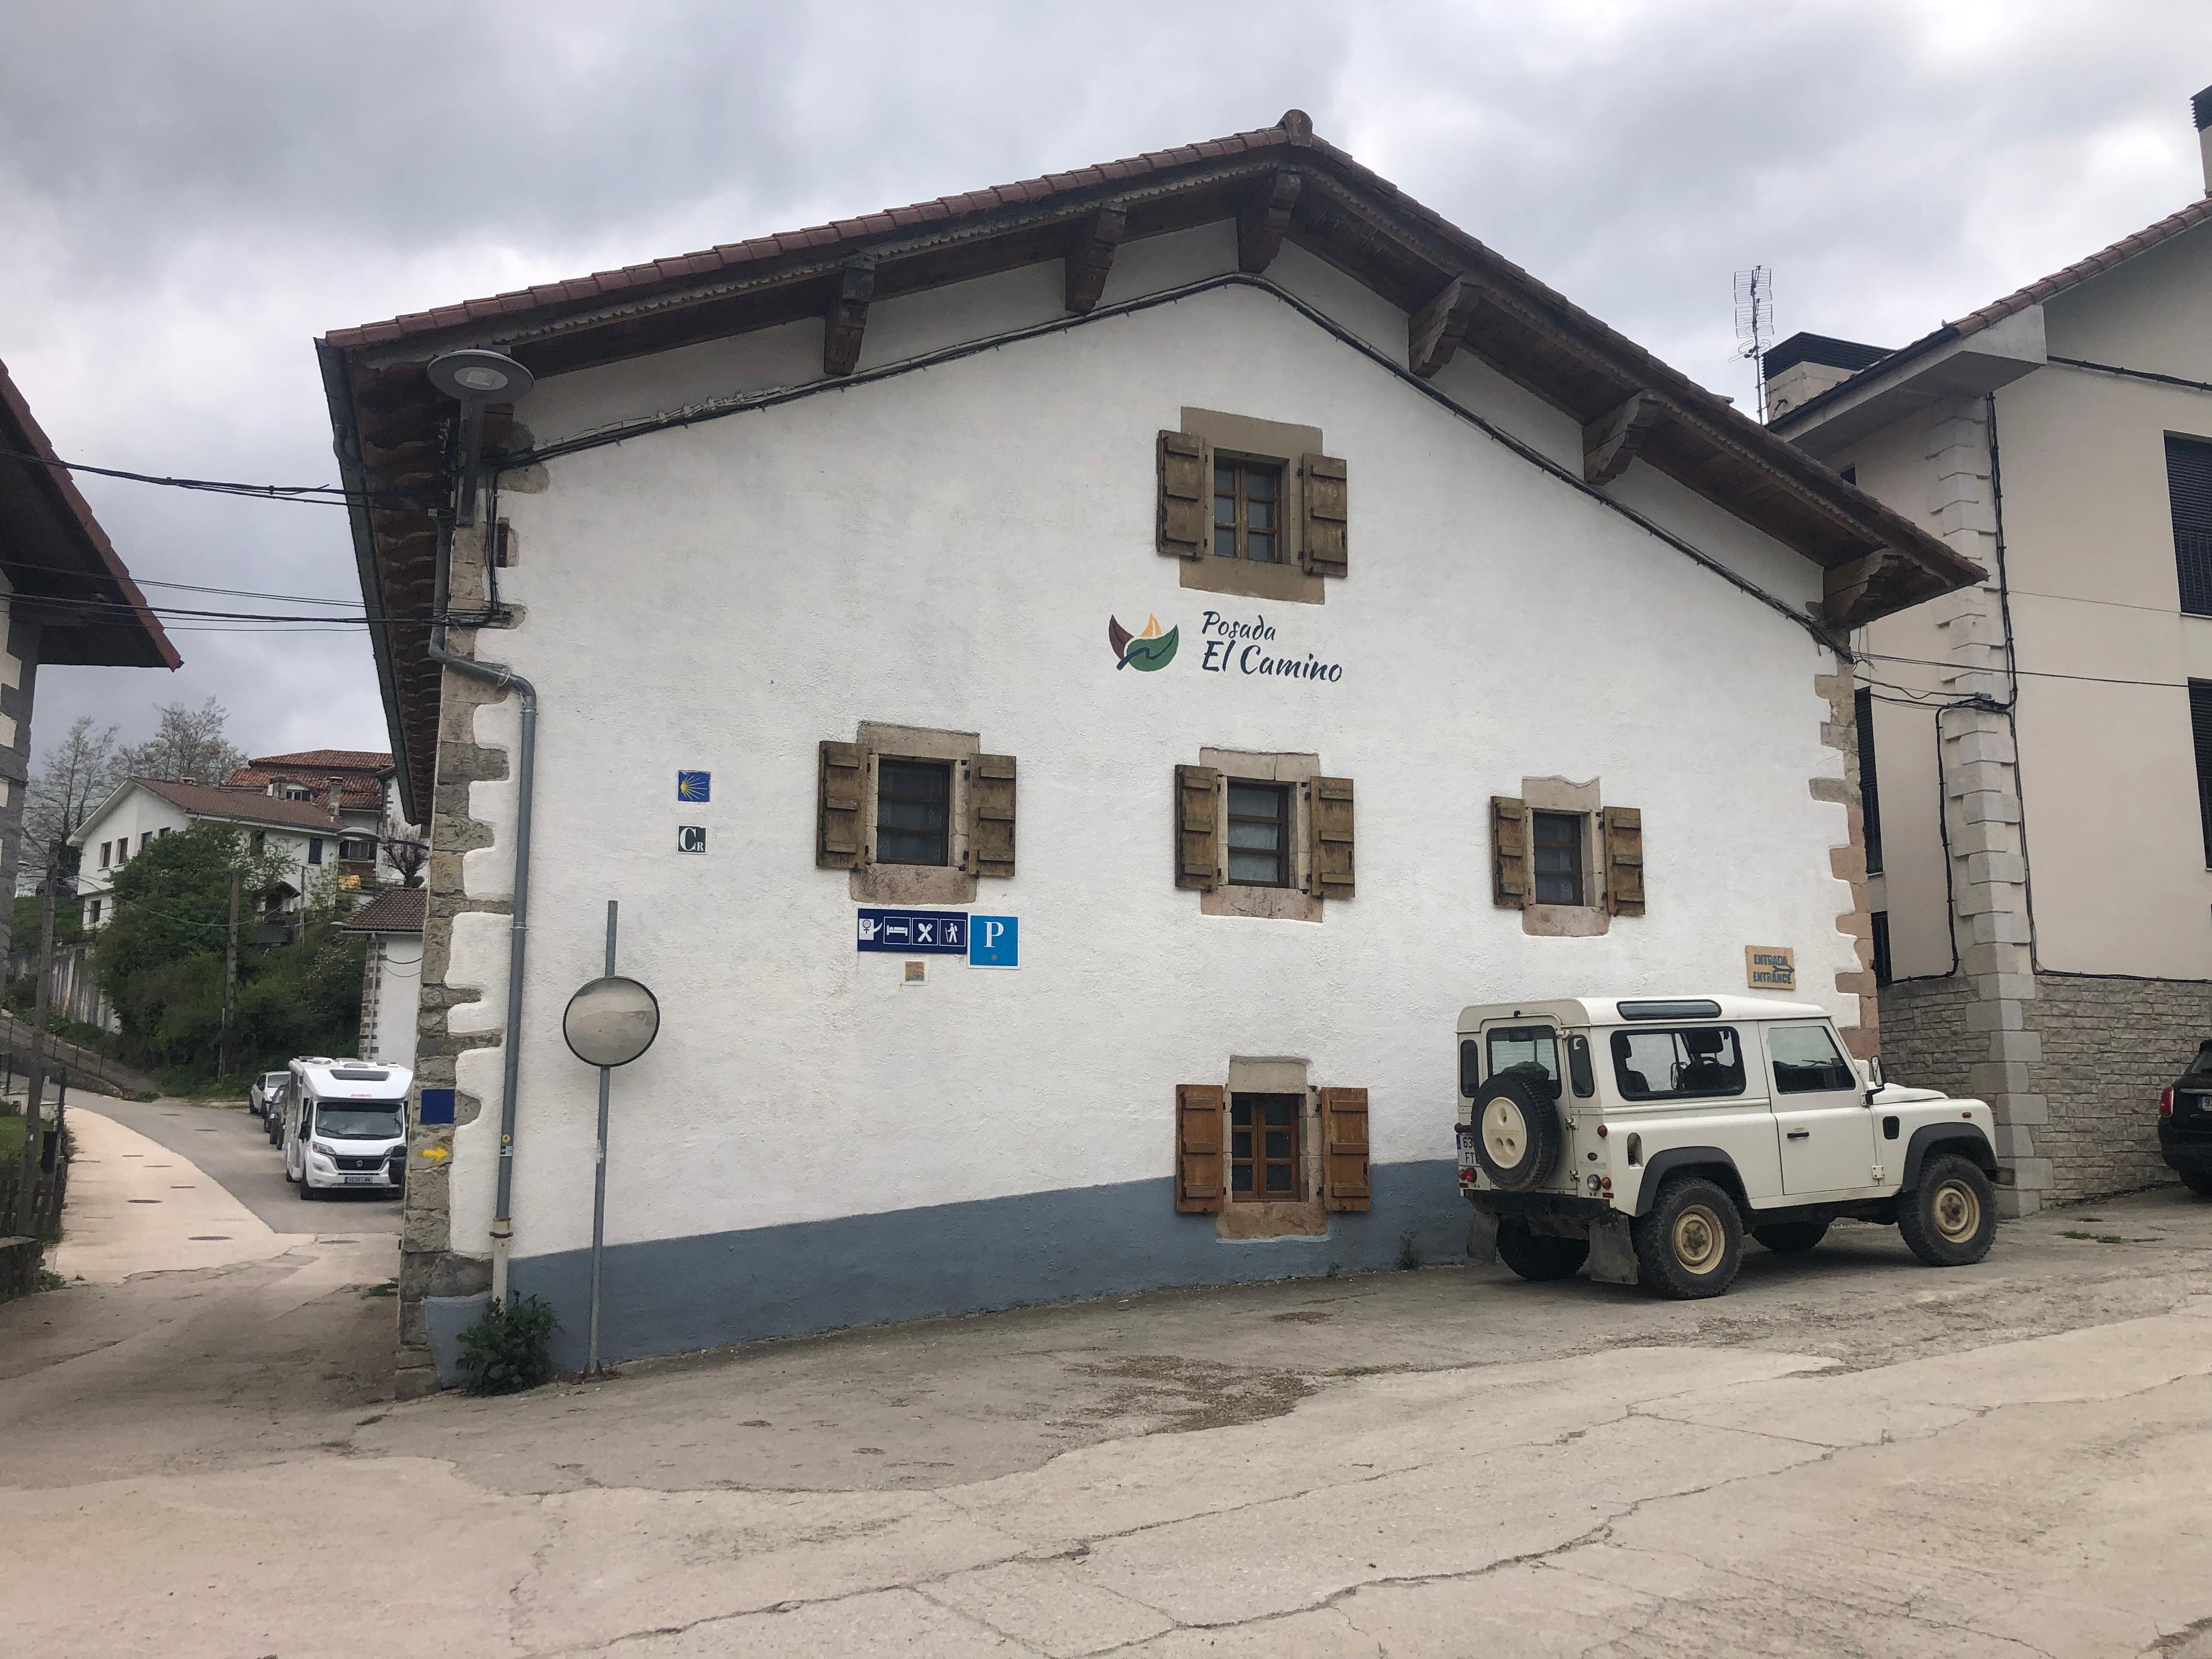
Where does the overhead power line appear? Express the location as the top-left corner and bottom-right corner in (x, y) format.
(0, 444), (416, 507)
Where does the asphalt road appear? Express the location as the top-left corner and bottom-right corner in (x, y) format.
(84, 1094), (401, 1233)
(3, 1183), (2209, 1655)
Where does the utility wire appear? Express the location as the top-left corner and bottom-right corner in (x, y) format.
(0, 547), (373, 608)
(1858, 649), (2186, 692)
(0, 444), (417, 507)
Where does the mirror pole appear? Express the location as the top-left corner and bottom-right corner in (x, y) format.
(588, 900), (617, 1377)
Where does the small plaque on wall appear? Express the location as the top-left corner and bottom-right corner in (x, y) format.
(1745, 946), (1797, 991)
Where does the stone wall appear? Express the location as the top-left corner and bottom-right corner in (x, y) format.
(1883, 969), (2207, 1204)
(2035, 974), (2209, 1204)
(393, 524), (504, 1401)
(1878, 975), (1978, 1102)
(1816, 656), (1878, 1059)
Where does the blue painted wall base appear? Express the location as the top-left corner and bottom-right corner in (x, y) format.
(427, 1160), (1464, 1382)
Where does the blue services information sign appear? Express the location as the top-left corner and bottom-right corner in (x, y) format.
(857, 908), (968, 954)
(968, 915), (1018, 968)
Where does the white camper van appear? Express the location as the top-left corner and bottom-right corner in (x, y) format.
(281, 1057), (411, 1199)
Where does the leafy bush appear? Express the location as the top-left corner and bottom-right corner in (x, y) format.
(455, 1294), (559, 1395)
(92, 824), (371, 1085)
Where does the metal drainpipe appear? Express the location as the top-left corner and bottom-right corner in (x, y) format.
(429, 511), (536, 1307)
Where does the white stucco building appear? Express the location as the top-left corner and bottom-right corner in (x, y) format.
(1764, 87), (2212, 1207)
(320, 113), (1977, 1389)
(70, 777), (357, 931)
(342, 886), (423, 1070)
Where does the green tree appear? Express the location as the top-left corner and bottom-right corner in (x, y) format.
(93, 823), (368, 1082)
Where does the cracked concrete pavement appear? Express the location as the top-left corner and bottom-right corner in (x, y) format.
(3, 1170), (2210, 1657)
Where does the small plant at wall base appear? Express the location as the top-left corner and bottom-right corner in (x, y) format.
(455, 1295), (559, 1395)
(1396, 1233), (1422, 1271)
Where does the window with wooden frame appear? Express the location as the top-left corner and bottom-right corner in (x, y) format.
(1230, 1093), (1301, 1200)
(1530, 811), (1584, 906)
(1213, 457), (1283, 563)
(1157, 415), (1345, 605)
(875, 759), (952, 867)
(1225, 781), (1291, 887)
(1492, 790), (1645, 929)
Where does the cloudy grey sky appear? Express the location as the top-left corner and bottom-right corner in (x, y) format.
(4, 1), (2207, 772)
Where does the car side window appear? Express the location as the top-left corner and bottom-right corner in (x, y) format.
(1768, 1025), (1856, 1093)
(1609, 1027), (1747, 1101)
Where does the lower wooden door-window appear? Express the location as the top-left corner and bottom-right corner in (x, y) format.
(1230, 1092), (1301, 1199)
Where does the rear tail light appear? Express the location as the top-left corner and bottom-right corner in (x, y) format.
(2160, 1088), (2175, 1119)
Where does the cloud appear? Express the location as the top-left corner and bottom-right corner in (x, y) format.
(2, 0), (2206, 768)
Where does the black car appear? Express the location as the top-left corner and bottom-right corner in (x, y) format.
(2159, 1040), (2212, 1196)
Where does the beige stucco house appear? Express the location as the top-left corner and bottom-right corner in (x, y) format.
(1765, 88), (2212, 1210)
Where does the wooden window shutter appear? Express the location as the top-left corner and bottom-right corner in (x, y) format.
(1175, 763), (1221, 890)
(1320, 1088), (1371, 1213)
(1300, 453), (1348, 578)
(1309, 775), (1355, 900)
(1175, 1084), (1226, 1213)
(817, 741), (869, 869)
(1603, 805), (1646, 916)
(967, 754), (1017, 878)
(1490, 796), (1528, 908)
(1158, 430), (1207, 559)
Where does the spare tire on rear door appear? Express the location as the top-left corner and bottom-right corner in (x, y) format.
(1471, 1064), (1565, 1191)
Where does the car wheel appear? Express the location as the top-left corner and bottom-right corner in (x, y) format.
(1897, 1153), (1995, 1267)
(1495, 1218), (1589, 1282)
(1631, 1176), (1743, 1299)
(1469, 1070), (1565, 1191)
(1752, 1221), (1830, 1254)
(298, 1175), (317, 1200)
(2179, 1169), (2212, 1198)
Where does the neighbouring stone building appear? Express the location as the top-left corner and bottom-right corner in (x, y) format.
(320, 112), (1977, 1390)
(1766, 87), (2212, 1209)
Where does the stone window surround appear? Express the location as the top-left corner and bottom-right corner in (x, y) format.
(1177, 407), (1328, 607)
(1198, 747), (1323, 923)
(1519, 775), (1611, 938)
(849, 721), (981, 907)
(1213, 1055), (1328, 1239)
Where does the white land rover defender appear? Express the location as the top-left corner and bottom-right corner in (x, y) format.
(1457, 996), (1999, 1298)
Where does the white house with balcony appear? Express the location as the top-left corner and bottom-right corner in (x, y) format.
(69, 777), (366, 931)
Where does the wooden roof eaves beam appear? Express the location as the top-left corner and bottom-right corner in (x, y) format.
(1582, 391), (1666, 485)
(823, 258), (876, 377)
(1237, 168), (1303, 274)
(342, 160), (1290, 375)
(1063, 201), (1128, 315)
(1408, 274), (1479, 378)
(1287, 168), (1980, 595)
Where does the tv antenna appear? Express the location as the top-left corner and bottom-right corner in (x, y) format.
(1733, 265), (1774, 423)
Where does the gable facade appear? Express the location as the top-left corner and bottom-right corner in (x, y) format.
(321, 115), (1973, 1390)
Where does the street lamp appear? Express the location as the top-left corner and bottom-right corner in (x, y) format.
(427, 349), (534, 527)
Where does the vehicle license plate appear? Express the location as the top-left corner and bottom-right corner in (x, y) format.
(342, 1175), (376, 1186)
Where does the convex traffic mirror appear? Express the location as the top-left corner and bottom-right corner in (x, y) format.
(562, 975), (660, 1069)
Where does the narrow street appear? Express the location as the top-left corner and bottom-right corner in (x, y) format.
(2, 1108), (2207, 1657)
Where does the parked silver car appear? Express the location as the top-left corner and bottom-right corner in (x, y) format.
(247, 1070), (289, 1120)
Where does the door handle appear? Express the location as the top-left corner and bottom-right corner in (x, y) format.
(1785, 1129), (1810, 1141)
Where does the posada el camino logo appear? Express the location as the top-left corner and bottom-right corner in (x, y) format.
(1108, 613), (1179, 672)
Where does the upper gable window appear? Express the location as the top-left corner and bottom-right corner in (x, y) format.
(1213, 459), (1282, 564)
(1158, 409), (1344, 605)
